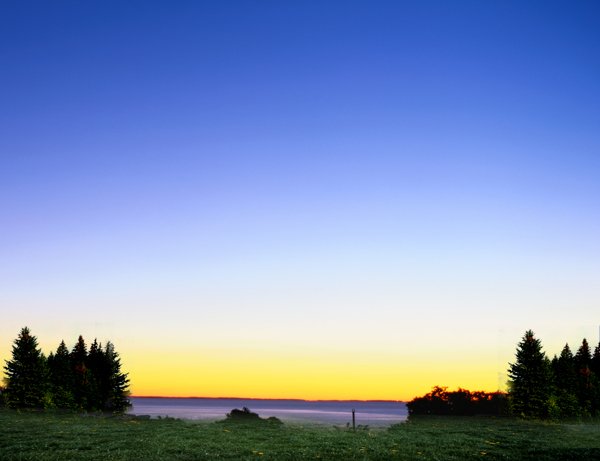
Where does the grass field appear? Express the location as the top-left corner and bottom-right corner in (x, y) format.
(1, 409), (599, 460)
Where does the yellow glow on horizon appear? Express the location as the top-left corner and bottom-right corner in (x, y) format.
(125, 347), (499, 401)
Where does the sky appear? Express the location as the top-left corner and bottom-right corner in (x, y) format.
(1, 1), (599, 401)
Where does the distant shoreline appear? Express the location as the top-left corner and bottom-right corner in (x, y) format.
(131, 396), (406, 403)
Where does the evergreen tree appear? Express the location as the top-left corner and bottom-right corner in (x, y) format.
(47, 340), (76, 409)
(85, 339), (104, 410)
(575, 339), (595, 415)
(575, 339), (592, 370)
(591, 343), (600, 378)
(553, 344), (578, 395)
(73, 362), (101, 411)
(87, 339), (103, 379)
(71, 335), (87, 367)
(102, 341), (131, 411)
(69, 335), (100, 410)
(592, 344), (600, 416)
(551, 344), (579, 417)
(508, 330), (553, 418)
(3, 327), (50, 408)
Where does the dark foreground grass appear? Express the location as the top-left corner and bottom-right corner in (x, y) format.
(1, 409), (599, 460)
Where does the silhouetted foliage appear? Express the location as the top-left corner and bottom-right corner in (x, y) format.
(3, 327), (50, 408)
(508, 330), (554, 419)
(409, 331), (600, 420)
(574, 338), (596, 416)
(575, 339), (592, 370)
(550, 344), (579, 417)
(591, 343), (600, 378)
(71, 335), (87, 367)
(219, 407), (283, 426)
(47, 341), (76, 409)
(406, 386), (507, 416)
(3, 327), (130, 412)
(506, 331), (600, 420)
(101, 341), (131, 411)
(227, 407), (260, 420)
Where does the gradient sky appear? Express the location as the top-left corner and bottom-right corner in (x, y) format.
(1, 1), (599, 401)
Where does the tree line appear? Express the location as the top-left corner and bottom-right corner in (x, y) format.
(1, 327), (130, 411)
(406, 386), (506, 416)
(407, 330), (600, 420)
(508, 329), (600, 419)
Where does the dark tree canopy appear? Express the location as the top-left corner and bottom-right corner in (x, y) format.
(553, 344), (577, 395)
(406, 386), (506, 416)
(71, 335), (87, 366)
(47, 340), (76, 409)
(507, 330), (554, 418)
(3, 328), (130, 412)
(3, 327), (50, 408)
(505, 332), (600, 420)
(575, 339), (592, 370)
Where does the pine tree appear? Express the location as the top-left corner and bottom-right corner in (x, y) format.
(102, 341), (131, 411)
(69, 335), (101, 411)
(575, 339), (595, 415)
(47, 340), (76, 409)
(591, 343), (600, 378)
(73, 362), (101, 411)
(551, 344), (579, 417)
(85, 339), (104, 410)
(553, 344), (578, 395)
(592, 344), (600, 415)
(71, 335), (87, 367)
(3, 327), (50, 408)
(575, 339), (592, 370)
(508, 330), (553, 418)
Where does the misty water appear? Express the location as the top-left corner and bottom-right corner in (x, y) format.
(128, 397), (408, 426)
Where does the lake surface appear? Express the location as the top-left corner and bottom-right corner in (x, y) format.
(128, 397), (408, 426)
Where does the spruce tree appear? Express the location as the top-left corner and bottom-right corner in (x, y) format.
(73, 362), (101, 411)
(553, 344), (578, 395)
(69, 335), (100, 410)
(591, 343), (600, 378)
(47, 340), (76, 409)
(575, 339), (595, 415)
(592, 344), (600, 415)
(85, 339), (104, 410)
(551, 344), (579, 417)
(102, 341), (131, 411)
(71, 335), (87, 367)
(3, 327), (50, 408)
(508, 330), (553, 418)
(575, 339), (592, 370)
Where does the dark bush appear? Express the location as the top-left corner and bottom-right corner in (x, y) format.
(219, 407), (283, 426)
(227, 407), (260, 420)
(406, 386), (507, 416)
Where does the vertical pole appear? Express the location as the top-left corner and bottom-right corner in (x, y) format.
(352, 409), (355, 430)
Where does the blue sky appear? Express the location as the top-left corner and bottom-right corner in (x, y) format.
(1, 1), (599, 398)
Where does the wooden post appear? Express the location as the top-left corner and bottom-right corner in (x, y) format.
(352, 409), (355, 430)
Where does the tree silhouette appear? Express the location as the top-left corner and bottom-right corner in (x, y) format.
(71, 335), (87, 367)
(575, 339), (592, 370)
(3, 327), (50, 408)
(508, 330), (553, 418)
(551, 344), (579, 417)
(591, 343), (600, 378)
(86, 339), (105, 410)
(47, 340), (76, 409)
(575, 339), (595, 415)
(3, 328), (131, 411)
(102, 341), (130, 411)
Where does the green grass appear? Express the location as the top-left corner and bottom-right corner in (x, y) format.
(1, 409), (599, 460)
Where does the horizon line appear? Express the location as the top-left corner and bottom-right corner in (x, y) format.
(130, 395), (407, 403)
